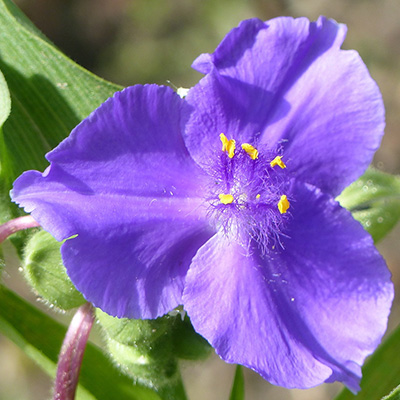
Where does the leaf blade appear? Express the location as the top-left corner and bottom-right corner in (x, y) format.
(337, 168), (400, 242)
(0, 0), (122, 187)
(229, 365), (245, 400)
(334, 323), (400, 400)
(382, 385), (400, 400)
(0, 68), (11, 126)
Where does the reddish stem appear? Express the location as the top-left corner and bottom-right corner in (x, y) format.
(53, 302), (95, 400)
(0, 215), (40, 243)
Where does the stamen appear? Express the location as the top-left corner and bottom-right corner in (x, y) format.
(270, 156), (286, 169)
(220, 133), (236, 158)
(256, 194), (261, 200)
(219, 193), (234, 204)
(278, 195), (290, 214)
(241, 143), (258, 160)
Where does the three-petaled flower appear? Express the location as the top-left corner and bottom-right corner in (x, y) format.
(12, 16), (393, 391)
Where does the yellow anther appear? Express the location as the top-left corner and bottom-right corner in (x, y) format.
(241, 143), (259, 160)
(220, 133), (236, 158)
(219, 193), (234, 205)
(256, 194), (261, 200)
(270, 156), (286, 169)
(278, 195), (290, 214)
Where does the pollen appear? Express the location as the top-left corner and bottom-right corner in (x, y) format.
(270, 156), (286, 169)
(220, 133), (236, 158)
(278, 195), (290, 214)
(241, 143), (258, 160)
(219, 193), (234, 204)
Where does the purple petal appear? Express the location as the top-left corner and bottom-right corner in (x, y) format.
(185, 17), (384, 195)
(62, 217), (212, 318)
(183, 182), (393, 390)
(12, 85), (214, 318)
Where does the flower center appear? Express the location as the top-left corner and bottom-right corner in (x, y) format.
(206, 133), (291, 249)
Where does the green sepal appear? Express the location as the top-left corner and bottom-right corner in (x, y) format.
(171, 313), (211, 360)
(337, 168), (400, 242)
(22, 230), (85, 310)
(97, 310), (188, 400)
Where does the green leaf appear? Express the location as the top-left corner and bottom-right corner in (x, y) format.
(337, 168), (400, 242)
(0, 68), (13, 227)
(0, 0), (121, 222)
(0, 68), (11, 126)
(334, 323), (400, 400)
(97, 310), (188, 400)
(229, 365), (245, 400)
(22, 229), (85, 310)
(0, 284), (161, 400)
(382, 385), (400, 400)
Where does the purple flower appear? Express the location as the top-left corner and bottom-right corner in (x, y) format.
(11, 16), (393, 391)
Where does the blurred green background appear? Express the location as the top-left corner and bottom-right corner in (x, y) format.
(1, 0), (400, 399)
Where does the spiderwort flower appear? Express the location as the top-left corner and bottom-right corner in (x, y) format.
(11, 16), (393, 391)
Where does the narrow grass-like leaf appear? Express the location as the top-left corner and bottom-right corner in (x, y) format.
(0, 0), (123, 253)
(0, 68), (11, 125)
(382, 385), (400, 400)
(337, 168), (400, 242)
(0, 285), (161, 400)
(229, 365), (245, 400)
(0, 68), (13, 229)
(0, 0), (121, 226)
